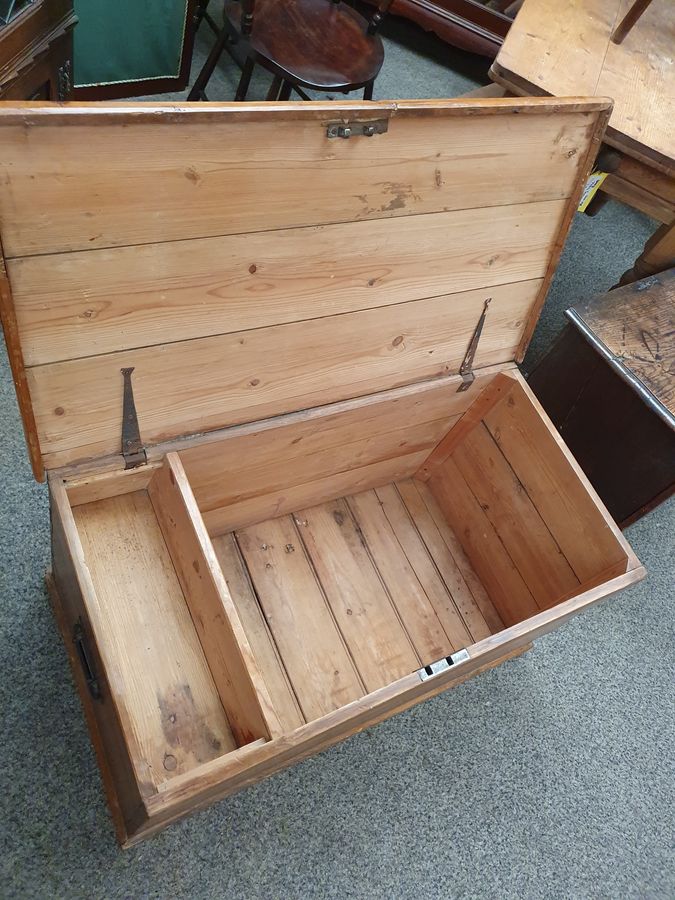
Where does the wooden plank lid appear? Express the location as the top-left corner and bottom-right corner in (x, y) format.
(0, 98), (610, 479)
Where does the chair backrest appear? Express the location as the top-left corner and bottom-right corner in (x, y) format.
(239, 0), (395, 37)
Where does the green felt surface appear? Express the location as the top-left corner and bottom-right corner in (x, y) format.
(73, 0), (190, 87)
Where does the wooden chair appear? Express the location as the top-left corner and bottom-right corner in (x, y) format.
(188, 0), (393, 101)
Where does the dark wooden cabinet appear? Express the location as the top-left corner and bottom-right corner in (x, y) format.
(367, 0), (512, 57)
(528, 270), (675, 528)
(0, 0), (77, 100)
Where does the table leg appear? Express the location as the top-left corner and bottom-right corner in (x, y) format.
(619, 221), (675, 285)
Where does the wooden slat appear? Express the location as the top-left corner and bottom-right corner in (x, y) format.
(346, 490), (454, 661)
(181, 373), (480, 513)
(12, 201), (564, 366)
(72, 491), (238, 787)
(416, 370), (517, 481)
(398, 479), (503, 634)
(236, 516), (364, 722)
(147, 454), (282, 744)
(374, 483), (484, 644)
(203, 450), (430, 537)
(28, 279), (542, 469)
(0, 102), (600, 258)
(296, 499), (420, 689)
(483, 376), (631, 581)
(378, 482), (492, 643)
(452, 422), (580, 607)
(428, 457), (539, 626)
(212, 533), (305, 733)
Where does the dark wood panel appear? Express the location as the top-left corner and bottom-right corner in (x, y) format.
(528, 325), (675, 526)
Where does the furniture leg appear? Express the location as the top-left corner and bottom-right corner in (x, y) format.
(612, 0), (653, 44)
(187, 21), (231, 100)
(363, 79), (374, 100)
(234, 57), (255, 101)
(277, 80), (292, 101)
(618, 221), (675, 286)
(266, 75), (283, 101)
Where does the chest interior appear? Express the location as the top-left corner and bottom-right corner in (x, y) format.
(0, 99), (641, 840)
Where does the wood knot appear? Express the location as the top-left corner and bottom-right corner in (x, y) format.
(54, 406), (65, 417)
(249, 264), (257, 274)
(392, 335), (404, 347)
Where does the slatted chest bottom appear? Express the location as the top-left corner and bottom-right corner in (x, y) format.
(49, 370), (642, 845)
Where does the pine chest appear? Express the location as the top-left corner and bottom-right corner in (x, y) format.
(0, 99), (644, 846)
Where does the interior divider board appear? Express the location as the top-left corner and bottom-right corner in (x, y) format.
(375, 483), (490, 643)
(236, 516), (365, 722)
(428, 457), (540, 627)
(12, 201), (564, 366)
(0, 102), (600, 258)
(29, 279), (543, 469)
(203, 450), (431, 537)
(398, 479), (504, 634)
(452, 422), (580, 608)
(482, 375), (631, 581)
(180, 372), (504, 514)
(147, 452), (283, 744)
(295, 498), (420, 689)
(345, 490), (457, 662)
(72, 490), (239, 785)
(211, 533), (305, 734)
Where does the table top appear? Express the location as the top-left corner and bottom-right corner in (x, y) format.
(490, 0), (674, 175)
(566, 268), (675, 428)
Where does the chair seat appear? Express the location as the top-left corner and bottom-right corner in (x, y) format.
(224, 0), (385, 91)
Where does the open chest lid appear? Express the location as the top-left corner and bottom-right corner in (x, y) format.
(0, 98), (610, 480)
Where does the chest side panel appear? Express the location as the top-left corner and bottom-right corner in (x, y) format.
(0, 99), (609, 473)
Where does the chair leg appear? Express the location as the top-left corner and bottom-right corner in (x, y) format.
(266, 75), (283, 101)
(235, 57), (255, 101)
(278, 80), (292, 101)
(187, 22), (231, 100)
(363, 80), (374, 100)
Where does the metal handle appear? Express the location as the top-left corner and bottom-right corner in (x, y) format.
(73, 620), (102, 700)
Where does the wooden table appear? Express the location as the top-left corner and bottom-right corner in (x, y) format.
(490, 0), (675, 284)
(528, 268), (675, 527)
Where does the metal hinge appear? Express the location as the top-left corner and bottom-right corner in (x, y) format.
(418, 648), (471, 681)
(120, 367), (147, 469)
(326, 119), (389, 139)
(457, 297), (492, 392)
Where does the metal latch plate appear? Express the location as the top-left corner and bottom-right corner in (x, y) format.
(418, 648), (471, 681)
(326, 119), (389, 139)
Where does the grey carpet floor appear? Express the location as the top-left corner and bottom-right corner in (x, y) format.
(2, 16), (674, 900)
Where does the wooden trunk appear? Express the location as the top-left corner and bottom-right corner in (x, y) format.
(0, 99), (643, 846)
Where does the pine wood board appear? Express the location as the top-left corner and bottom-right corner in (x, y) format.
(211, 533), (305, 733)
(0, 102), (600, 258)
(180, 376), (473, 513)
(147, 454), (282, 744)
(452, 422), (580, 608)
(29, 280), (541, 469)
(11, 201), (564, 366)
(491, 0), (675, 173)
(236, 516), (365, 722)
(482, 381), (632, 581)
(72, 491), (238, 788)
